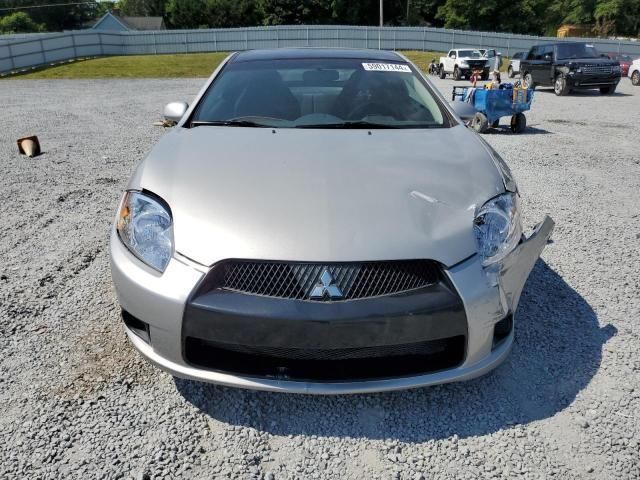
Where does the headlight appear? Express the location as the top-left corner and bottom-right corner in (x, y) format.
(117, 191), (173, 272)
(612, 65), (620, 72)
(473, 193), (522, 266)
(459, 61), (468, 68)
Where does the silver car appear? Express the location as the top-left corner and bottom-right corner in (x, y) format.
(110, 48), (554, 394)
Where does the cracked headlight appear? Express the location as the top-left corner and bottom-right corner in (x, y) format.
(474, 193), (522, 266)
(117, 191), (173, 272)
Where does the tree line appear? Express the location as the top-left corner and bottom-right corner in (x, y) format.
(1, 0), (639, 38)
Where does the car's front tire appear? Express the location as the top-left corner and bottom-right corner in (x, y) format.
(523, 72), (535, 89)
(453, 66), (462, 81)
(600, 85), (616, 95)
(439, 65), (446, 79)
(631, 70), (640, 86)
(554, 75), (570, 96)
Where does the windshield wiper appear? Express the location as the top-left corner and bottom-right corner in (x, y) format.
(296, 120), (441, 129)
(190, 120), (271, 128)
(295, 121), (402, 129)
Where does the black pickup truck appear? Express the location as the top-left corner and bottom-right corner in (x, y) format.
(520, 42), (621, 96)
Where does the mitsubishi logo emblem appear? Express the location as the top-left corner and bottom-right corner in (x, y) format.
(310, 269), (343, 299)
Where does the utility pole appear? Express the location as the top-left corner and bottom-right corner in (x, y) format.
(379, 0), (383, 27)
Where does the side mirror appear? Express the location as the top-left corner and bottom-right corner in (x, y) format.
(543, 54), (552, 62)
(163, 101), (189, 124)
(449, 101), (477, 121)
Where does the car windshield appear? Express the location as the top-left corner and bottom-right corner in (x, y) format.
(191, 57), (449, 129)
(556, 43), (600, 60)
(459, 50), (482, 58)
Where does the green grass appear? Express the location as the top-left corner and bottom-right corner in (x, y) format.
(4, 50), (508, 79)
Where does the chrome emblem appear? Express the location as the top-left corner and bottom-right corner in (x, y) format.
(310, 269), (343, 299)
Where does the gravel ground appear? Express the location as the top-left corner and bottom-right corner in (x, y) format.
(1, 75), (639, 480)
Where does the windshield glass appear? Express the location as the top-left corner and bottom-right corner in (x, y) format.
(191, 57), (449, 129)
(556, 43), (600, 60)
(459, 50), (482, 58)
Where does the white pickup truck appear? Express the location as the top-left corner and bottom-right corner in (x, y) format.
(439, 49), (490, 81)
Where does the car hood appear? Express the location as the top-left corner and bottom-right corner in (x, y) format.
(131, 125), (505, 267)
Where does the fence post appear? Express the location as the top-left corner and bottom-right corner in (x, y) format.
(276, 28), (279, 48)
(71, 32), (77, 59)
(99, 33), (104, 56)
(365, 27), (368, 49)
(378, 27), (381, 50)
(153, 32), (157, 55)
(7, 42), (16, 70)
(306, 26), (309, 47)
(451, 30), (455, 49)
(479, 31), (483, 48)
(506, 36), (510, 57)
(393, 29), (396, 50)
(39, 37), (46, 65)
(245, 29), (248, 50)
(423, 27), (426, 51)
(214, 31), (217, 52)
(184, 33), (188, 53)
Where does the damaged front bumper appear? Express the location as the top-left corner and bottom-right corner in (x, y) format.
(110, 216), (554, 394)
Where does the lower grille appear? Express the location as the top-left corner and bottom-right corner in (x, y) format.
(184, 336), (465, 381)
(203, 260), (440, 301)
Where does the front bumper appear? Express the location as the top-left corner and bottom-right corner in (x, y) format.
(110, 216), (554, 394)
(566, 72), (621, 88)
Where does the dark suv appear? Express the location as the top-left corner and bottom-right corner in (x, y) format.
(520, 42), (621, 96)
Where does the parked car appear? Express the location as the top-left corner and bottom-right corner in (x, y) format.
(605, 53), (633, 76)
(520, 42), (621, 95)
(439, 49), (489, 80)
(110, 48), (554, 394)
(627, 58), (640, 86)
(507, 52), (526, 78)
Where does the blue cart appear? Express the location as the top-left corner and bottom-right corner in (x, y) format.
(452, 86), (534, 133)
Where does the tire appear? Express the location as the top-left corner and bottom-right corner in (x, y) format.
(554, 75), (570, 96)
(508, 66), (514, 78)
(600, 85), (616, 95)
(523, 73), (535, 89)
(632, 70), (640, 86)
(439, 65), (446, 79)
(510, 113), (526, 133)
(453, 66), (462, 81)
(491, 119), (500, 128)
(471, 112), (488, 133)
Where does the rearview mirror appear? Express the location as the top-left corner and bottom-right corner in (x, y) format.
(164, 101), (189, 124)
(449, 101), (477, 121)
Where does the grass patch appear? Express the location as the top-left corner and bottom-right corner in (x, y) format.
(5, 50), (508, 79)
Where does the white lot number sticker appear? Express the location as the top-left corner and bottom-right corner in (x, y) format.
(362, 62), (411, 73)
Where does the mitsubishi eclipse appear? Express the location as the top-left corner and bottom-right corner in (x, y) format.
(110, 48), (554, 394)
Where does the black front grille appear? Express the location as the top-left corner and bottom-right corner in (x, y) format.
(582, 64), (613, 75)
(209, 260), (440, 301)
(184, 336), (465, 381)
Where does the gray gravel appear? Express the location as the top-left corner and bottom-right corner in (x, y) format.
(1, 75), (639, 480)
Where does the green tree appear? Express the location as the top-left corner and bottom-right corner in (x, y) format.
(166, 0), (207, 28)
(0, 11), (43, 33)
(0, 0), (100, 31)
(118, 0), (167, 16)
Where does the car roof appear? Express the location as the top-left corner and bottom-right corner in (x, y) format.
(232, 48), (403, 63)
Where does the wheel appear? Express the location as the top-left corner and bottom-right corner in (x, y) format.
(523, 72), (535, 89)
(632, 70), (640, 86)
(600, 85), (616, 95)
(508, 66), (514, 78)
(439, 65), (446, 79)
(471, 112), (488, 133)
(554, 75), (570, 96)
(491, 119), (500, 128)
(510, 113), (526, 133)
(453, 66), (462, 81)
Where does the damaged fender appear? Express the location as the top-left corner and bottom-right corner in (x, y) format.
(497, 215), (555, 313)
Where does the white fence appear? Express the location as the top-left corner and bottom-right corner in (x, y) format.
(2, 25), (639, 74)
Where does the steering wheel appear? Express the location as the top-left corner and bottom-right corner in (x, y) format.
(347, 102), (396, 120)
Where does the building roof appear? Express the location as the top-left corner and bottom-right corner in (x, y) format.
(92, 11), (166, 31)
